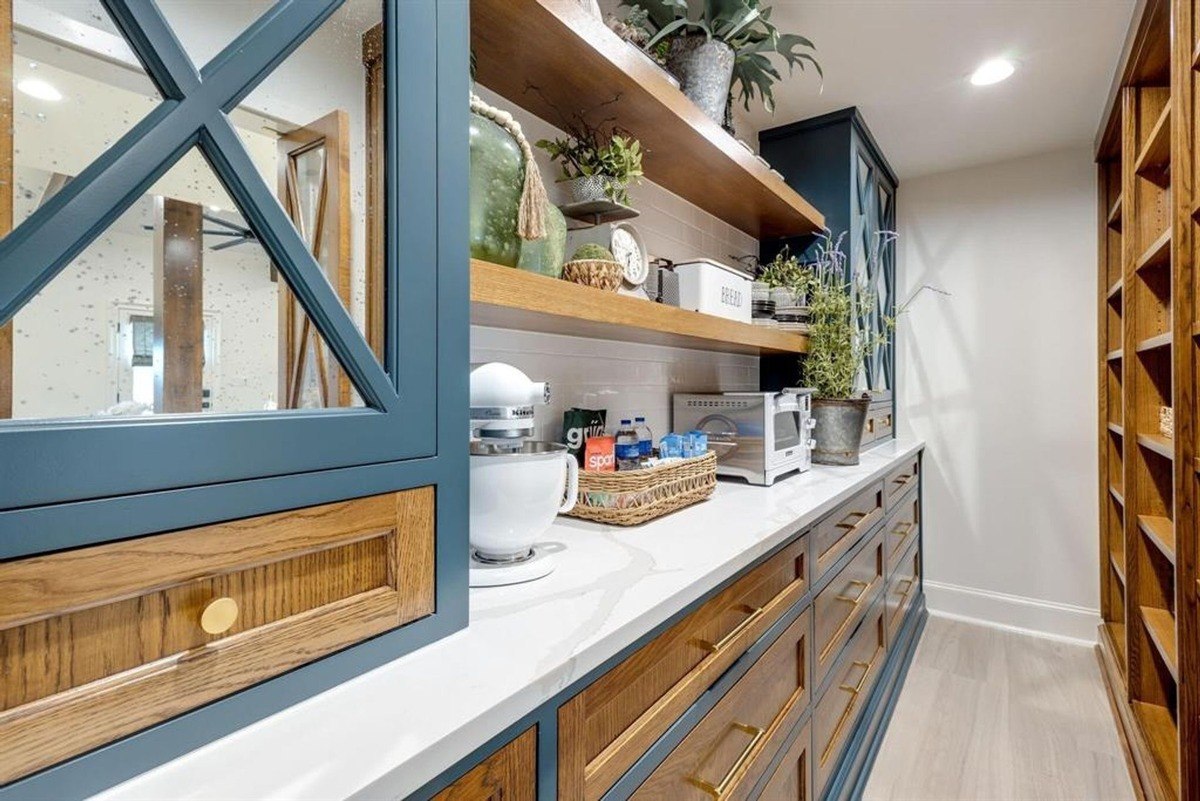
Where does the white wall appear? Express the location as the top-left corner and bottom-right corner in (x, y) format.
(897, 146), (1100, 642)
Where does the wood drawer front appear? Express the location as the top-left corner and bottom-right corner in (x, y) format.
(631, 609), (811, 801)
(559, 536), (808, 801)
(886, 540), (921, 647)
(884, 456), (919, 509)
(759, 720), (812, 801)
(813, 483), (884, 580)
(433, 727), (537, 801)
(814, 603), (887, 798)
(882, 490), (920, 575)
(0, 489), (435, 785)
(862, 406), (893, 446)
(814, 530), (884, 687)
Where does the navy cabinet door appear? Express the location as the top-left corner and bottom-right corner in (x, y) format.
(0, 0), (468, 556)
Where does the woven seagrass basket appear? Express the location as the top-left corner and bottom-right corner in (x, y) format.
(564, 451), (717, 526)
(562, 259), (623, 292)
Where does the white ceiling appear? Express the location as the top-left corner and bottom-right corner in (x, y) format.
(738, 0), (1137, 180)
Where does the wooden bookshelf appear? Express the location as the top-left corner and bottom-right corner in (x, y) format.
(1094, 2), (1198, 798)
(470, 260), (808, 355)
(470, 0), (823, 239)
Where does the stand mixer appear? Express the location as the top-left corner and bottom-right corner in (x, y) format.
(469, 362), (578, 587)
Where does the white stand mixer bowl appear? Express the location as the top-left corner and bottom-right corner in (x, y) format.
(469, 441), (578, 562)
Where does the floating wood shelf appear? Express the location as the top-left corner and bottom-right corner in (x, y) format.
(1107, 348), (1124, 361)
(1110, 484), (1126, 506)
(1109, 422), (1125, 436)
(1135, 228), (1171, 273)
(470, 0), (824, 239)
(1136, 331), (1172, 352)
(1137, 432), (1174, 459)
(1141, 607), (1179, 681)
(470, 260), (808, 355)
(1134, 104), (1171, 187)
(1107, 278), (1123, 301)
(1108, 195), (1123, 230)
(1138, 515), (1176, 564)
(1111, 550), (1127, 584)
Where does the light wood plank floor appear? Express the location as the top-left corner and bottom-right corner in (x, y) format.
(863, 615), (1135, 801)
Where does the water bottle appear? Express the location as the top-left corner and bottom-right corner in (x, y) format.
(634, 416), (653, 458)
(615, 419), (641, 470)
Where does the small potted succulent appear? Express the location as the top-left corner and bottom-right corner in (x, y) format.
(536, 121), (645, 206)
(625, 0), (821, 127)
(758, 245), (814, 310)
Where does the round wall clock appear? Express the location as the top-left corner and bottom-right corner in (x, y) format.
(611, 222), (648, 287)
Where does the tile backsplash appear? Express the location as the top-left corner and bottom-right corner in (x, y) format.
(471, 327), (759, 444)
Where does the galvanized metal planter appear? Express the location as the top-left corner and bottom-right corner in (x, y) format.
(565, 174), (622, 204)
(811, 397), (871, 465)
(665, 35), (735, 125)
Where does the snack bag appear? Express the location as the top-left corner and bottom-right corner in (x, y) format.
(563, 407), (607, 465)
(584, 435), (616, 472)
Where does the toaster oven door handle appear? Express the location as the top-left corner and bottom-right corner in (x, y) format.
(696, 414), (739, 437)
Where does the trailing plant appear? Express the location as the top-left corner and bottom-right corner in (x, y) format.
(757, 245), (816, 299)
(623, 0), (821, 113)
(536, 120), (644, 205)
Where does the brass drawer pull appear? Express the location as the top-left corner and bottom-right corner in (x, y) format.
(199, 597), (239, 635)
(891, 521), (914, 538)
(891, 471), (913, 487)
(821, 657), (877, 765)
(835, 580), (870, 605)
(894, 578), (915, 602)
(692, 604), (765, 654)
(834, 511), (869, 531)
(839, 660), (873, 695)
(686, 722), (766, 799)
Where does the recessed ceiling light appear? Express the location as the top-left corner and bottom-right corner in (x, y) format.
(970, 58), (1016, 86)
(17, 78), (62, 102)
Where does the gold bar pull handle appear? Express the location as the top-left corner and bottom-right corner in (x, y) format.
(891, 521), (915, 538)
(821, 658), (877, 765)
(691, 604), (765, 655)
(835, 579), (871, 606)
(686, 722), (767, 799)
(894, 577), (915, 602)
(839, 660), (873, 696)
(834, 511), (869, 531)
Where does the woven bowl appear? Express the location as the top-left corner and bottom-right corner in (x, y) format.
(562, 259), (623, 292)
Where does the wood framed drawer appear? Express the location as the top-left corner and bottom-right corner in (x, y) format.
(0, 489), (435, 784)
(882, 489), (920, 575)
(813, 482), (884, 580)
(559, 535), (808, 801)
(862, 405), (893, 446)
(884, 456), (919, 509)
(814, 530), (884, 687)
(759, 720), (812, 801)
(631, 609), (811, 801)
(814, 602), (887, 798)
(886, 540), (921, 647)
(433, 727), (536, 801)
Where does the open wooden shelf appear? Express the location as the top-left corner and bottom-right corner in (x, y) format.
(470, 0), (824, 239)
(1111, 484), (1126, 506)
(1108, 277), (1124, 300)
(1138, 515), (1176, 564)
(470, 260), (808, 355)
(1108, 195), (1124, 230)
(1111, 550), (1127, 584)
(1137, 432), (1174, 460)
(1133, 701), (1180, 799)
(1107, 348), (1124, 361)
(1109, 422), (1125, 436)
(1135, 227), (1172, 273)
(1134, 104), (1172, 187)
(1136, 331), (1172, 352)
(1141, 607), (1179, 681)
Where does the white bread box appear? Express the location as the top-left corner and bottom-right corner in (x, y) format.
(673, 258), (752, 323)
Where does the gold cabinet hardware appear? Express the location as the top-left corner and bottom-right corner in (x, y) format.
(835, 580), (871, 605)
(891, 521), (915, 538)
(821, 658), (876, 765)
(686, 721), (766, 798)
(840, 660), (873, 695)
(692, 604), (765, 654)
(834, 511), (869, 531)
(200, 597), (239, 635)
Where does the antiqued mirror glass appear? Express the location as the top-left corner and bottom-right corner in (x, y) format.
(0, 0), (387, 421)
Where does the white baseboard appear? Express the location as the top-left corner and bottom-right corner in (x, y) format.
(923, 580), (1100, 645)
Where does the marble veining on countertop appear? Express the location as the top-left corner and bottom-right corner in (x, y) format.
(92, 438), (924, 801)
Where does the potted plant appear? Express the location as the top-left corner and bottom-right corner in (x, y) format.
(758, 245), (813, 309)
(536, 121), (645, 206)
(624, 0), (821, 127)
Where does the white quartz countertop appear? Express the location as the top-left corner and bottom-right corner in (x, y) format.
(93, 438), (924, 801)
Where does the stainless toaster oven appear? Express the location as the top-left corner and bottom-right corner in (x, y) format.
(672, 390), (815, 486)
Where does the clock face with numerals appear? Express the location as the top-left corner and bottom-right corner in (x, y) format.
(611, 223), (648, 287)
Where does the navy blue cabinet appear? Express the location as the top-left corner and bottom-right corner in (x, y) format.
(0, 0), (467, 795)
(759, 108), (898, 408)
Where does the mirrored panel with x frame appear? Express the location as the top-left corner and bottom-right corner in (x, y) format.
(0, 0), (453, 524)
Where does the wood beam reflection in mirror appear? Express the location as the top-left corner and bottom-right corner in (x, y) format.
(152, 196), (204, 414)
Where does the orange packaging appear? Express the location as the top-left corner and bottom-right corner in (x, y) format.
(584, 435), (616, 472)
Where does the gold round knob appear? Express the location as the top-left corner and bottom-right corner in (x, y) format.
(200, 597), (239, 635)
